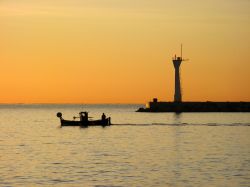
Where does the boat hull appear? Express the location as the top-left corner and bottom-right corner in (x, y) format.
(60, 117), (111, 127)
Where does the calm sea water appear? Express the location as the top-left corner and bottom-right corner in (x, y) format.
(0, 104), (249, 187)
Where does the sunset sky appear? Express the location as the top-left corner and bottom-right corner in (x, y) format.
(0, 0), (249, 103)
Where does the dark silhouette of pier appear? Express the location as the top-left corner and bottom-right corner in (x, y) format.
(137, 100), (250, 112)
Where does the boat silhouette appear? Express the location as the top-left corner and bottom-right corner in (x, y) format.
(56, 112), (111, 127)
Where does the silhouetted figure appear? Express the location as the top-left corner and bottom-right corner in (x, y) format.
(79, 112), (84, 121)
(83, 112), (89, 125)
(79, 111), (88, 126)
(84, 112), (88, 120)
(102, 113), (106, 121)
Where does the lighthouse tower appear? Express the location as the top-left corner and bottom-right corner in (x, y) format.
(172, 44), (187, 102)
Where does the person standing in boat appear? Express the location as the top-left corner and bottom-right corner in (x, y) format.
(102, 113), (106, 121)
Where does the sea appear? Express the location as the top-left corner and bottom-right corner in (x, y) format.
(0, 104), (249, 187)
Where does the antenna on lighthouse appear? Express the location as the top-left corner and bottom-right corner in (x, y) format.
(181, 44), (183, 59)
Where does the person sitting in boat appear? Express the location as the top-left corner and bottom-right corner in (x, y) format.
(101, 113), (106, 121)
(79, 112), (84, 121)
(79, 112), (88, 126)
(83, 112), (89, 122)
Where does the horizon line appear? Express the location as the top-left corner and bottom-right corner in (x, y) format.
(1, 100), (250, 105)
(0, 102), (144, 105)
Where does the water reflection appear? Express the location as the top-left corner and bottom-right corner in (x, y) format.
(173, 112), (182, 125)
(0, 105), (249, 186)
(171, 114), (184, 185)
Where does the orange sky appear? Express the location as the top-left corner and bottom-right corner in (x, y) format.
(0, 0), (250, 103)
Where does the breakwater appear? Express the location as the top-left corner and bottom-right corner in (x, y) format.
(137, 101), (250, 112)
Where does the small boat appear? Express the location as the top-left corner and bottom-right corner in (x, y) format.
(56, 112), (111, 127)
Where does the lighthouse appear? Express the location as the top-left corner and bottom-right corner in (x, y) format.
(172, 44), (187, 102)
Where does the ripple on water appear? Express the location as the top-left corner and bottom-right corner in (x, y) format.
(0, 105), (250, 186)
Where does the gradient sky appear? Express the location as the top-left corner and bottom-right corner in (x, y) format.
(0, 0), (250, 103)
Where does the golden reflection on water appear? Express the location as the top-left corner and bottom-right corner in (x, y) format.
(0, 105), (249, 186)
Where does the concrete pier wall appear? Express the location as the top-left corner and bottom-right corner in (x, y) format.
(137, 101), (250, 112)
